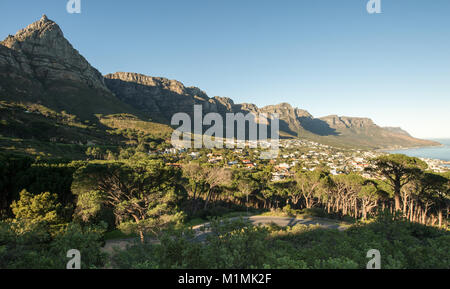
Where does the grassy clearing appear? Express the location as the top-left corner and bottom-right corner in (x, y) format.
(98, 114), (173, 140)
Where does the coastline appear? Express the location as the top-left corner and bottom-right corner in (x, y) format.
(377, 142), (444, 153)
(377, 140), (450, 169)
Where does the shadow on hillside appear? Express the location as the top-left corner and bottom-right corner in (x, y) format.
(104, 78), (340, 140)
(104, 78), (189, 124)
(299, 117), (340, 136)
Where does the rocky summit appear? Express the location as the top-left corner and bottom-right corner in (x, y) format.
(0, 15), (137, 120)
(1, 14), (107, 92)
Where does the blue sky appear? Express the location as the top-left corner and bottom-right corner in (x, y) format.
(1, 0), (449, 138)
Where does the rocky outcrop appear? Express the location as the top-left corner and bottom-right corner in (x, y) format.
(260, 103), (311, 118)
(105, 72), (199, 97)
(320, 115), (377, 129)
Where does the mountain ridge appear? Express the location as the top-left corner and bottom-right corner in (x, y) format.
(0, 16), (440, 152)
(105, 71), (438, 149)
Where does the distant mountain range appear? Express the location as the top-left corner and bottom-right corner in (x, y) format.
(0, 15), (439, 154)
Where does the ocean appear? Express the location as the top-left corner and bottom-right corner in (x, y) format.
(387, 139), (450, 167)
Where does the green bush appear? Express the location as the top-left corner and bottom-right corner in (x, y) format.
(0, 221), (107, 269)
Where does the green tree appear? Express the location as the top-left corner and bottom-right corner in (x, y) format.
(409, 172), (449, 225)
(203, 167), (232, 210)
(85, 147), (104, 160)
(294, 169), (329, 209)
(367, 154), (427, 212)
(358, 180), (380, 220)
(330, 174), (364, 217)
(10, 189), (62, 235)
(237, 177), (258, 215)
(72, 159), (186, 243)
(182, 162), (207, 214)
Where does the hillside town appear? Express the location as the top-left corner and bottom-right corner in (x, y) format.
(153, 138), (449, 182)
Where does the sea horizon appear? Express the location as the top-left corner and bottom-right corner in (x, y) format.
(387, 138), (450, 165)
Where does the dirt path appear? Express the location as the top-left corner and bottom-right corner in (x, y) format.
(103, 215), (349, 252)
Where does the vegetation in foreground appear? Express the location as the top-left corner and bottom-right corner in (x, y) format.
(1, 211), (449, 269)
(112, 216), (449, 269)
(0, 149), (448, 269)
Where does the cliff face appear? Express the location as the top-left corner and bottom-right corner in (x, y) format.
(104, 72), (217, 122)
(0, 43), (42, 97)
(320, 115), (376, 129)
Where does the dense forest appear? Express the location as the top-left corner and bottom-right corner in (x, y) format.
(0, 149), (449, 269)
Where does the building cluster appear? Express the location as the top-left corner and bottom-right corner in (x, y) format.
(154, 138), (449, 180)
(420, 158), (450, 173)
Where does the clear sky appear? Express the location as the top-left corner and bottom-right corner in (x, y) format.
(1, 0), (449, 139)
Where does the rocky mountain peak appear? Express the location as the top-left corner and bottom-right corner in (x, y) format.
(1, 15), (61, 49)
(278, 102), (293, 108)
(0, 15), (107, 91)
